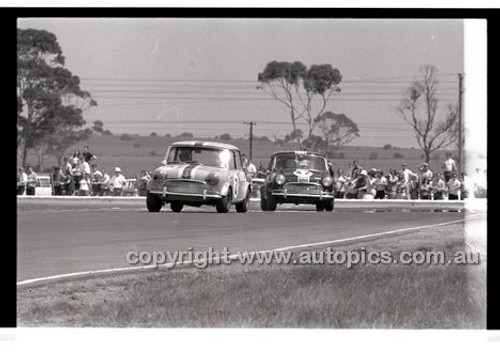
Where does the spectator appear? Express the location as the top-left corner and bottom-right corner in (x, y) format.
(71, 149), (82, 165)
(395, 173), (407, 199)
(419, 178), (432, 200)
(52, 167), (67, 196)
(91, 164), (103, 196)
(400, 163), (416, 199)
(138, 170), (150, 196)
(373, 170), (387, 199)
(460, 172), (474, 200)
(386, 169), (399, 199)
(353, 169), (372, 199)
(446, 172), (461, 200)
(242, 154), (257, 180)
(79, 174), (90, 196)
(417, 162), (433, 183)
(61, 157), (74, 195)
(110, 167), (127, 196)
(351, 161), (361, 180)
(82, 145), (97, 163)
(335, 169), (348, 199)
(17, 167), (28, 195)
(409, 174), (419, 200)
(432, 173), (446, 200)
(26, 166), (37, 196)
(101, 168), (111, 196)
(472, 168), (486, 198)
(442, 152), (457, 183)
(71, 161), (83, 195)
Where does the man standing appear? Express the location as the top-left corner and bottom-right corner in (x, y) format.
(17, 167), (28, 195)
(400, 163), (416, 199)
(110, 167), (127, 196)
(432, 173), (446, 200)
(446, 172), (462, 200)
(442, 152), (457, 183)
(242, 154), (257, 180)
(25, 166), (37, 196)
(138, 170), (150, 196)
(417, 162), (433, 183)
(82, 146), (97, 163)
(101, 168), (111, 196)
(91, 164), (103, 196)
(52, 167), (67, 196)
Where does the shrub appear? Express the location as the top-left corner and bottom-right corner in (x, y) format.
(133, 142), (141, 148)
(369, 152), (378, 160)
(149, 151), (157, 156)
(177, 132), (194, 138)
(382, 144), (393, 150)
(393, 152), (404, 159)
(120, 133), (132, 141)
(150, 132), (158, 137)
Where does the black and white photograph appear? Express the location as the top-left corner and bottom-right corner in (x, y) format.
(12, 10), (491, 354)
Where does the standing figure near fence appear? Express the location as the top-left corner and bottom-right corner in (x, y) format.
(419, 178), (432, 200)
(26, 166), (37, 196)
(335, 169), (347, 199)
(91, 164), (103, 196)
(373, 170), (387, 199)
(442, 152), (457, 183)
(17, 167), (28, 195)
(446, 172), (461, 200)
(432, 173), (446, 200)
(110, 167), (127, 196)
(386, 169), (399, 199)
(101, 168), (111, 196)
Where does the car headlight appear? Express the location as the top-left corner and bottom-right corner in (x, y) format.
(274, 174), (286, 186)
(321, 176), (334, 187)
(205, 173), (220, 186)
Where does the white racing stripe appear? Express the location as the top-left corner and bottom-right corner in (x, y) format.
(17, 213), (485, 286)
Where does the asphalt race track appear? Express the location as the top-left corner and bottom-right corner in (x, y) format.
(17, 203), (471, 283)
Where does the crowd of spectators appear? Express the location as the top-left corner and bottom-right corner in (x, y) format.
(17, 145), (153, 197)
(332, 153), (487, 200)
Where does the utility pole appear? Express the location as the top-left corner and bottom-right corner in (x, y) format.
(243, 121), (256, 160)
(458, 73), (464, 177)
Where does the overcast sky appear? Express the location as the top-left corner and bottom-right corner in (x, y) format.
(18, 18), (466, 148)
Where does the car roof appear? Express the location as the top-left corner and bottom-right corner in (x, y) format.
(271, 150), (326, 157)
(171, 141), (240, 151)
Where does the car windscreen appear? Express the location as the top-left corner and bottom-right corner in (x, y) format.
(166, 147), (232, 168)
(273, 154), (327, 171)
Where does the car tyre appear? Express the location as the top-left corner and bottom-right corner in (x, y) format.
(170, 201), (184, 212)
(316, 202), (325, 212)
(323, 199), (334, 212)
(235, 191), (249, 213)
(146, 193), (162, 212)
(265, 194), (277, 212)
(216, 190), (232, 213)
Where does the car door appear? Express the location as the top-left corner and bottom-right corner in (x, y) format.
(230, 150), (248, 201)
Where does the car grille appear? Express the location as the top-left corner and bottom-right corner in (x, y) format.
(284, 182), (322, 195)
(164, 179), (208, 194)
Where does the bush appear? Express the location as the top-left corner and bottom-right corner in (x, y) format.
(177, 132), (194, 138)
(219, 133), (233, 141)
(164, 134), (171, 138)
(133, 142), (141, 148)
(369, 152), (378, 160)
(382, 144), (393, 150)
(393, 152), (404, 159)
(103, 129), (113, 136)
(150, 132), (158, 137)
(149, 151), (157, 156)
(120, 133), (132, 141)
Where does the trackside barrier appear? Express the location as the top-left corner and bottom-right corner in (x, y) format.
(17, 196), (486, 212)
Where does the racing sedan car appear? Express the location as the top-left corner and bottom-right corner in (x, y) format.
(146, 141), (251, 213)
(260, 150), (335, 212)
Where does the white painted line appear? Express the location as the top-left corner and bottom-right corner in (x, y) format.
(17, 212), (486, 287)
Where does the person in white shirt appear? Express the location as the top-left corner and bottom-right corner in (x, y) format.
(101, 168), (111, 196)
(417, 162), (433, 183)
(25, 166), (37, 196)
(472, 168), (486, 198)
(373, 170), (388, 199)
(442, 152), (457, 183)
(335, 169), (348, 199)
(446, 172), (461, 200)
(432, 173), (446, 200)
(17, 167), (28, 195)
(110, 167), (127, 196)
(400, 163), (416, 199)
(242, 154), (257, 179)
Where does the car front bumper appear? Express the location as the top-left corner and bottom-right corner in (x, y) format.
(271, 182), (334, 202)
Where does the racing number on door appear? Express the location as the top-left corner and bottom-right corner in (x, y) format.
(232, 173), (239, 198)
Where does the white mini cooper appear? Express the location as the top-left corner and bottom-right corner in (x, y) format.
(146, 141), (251, 213)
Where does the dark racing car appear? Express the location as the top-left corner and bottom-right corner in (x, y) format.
(260, 151), (335, 212)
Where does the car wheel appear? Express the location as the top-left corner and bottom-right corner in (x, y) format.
(316, 202), (325, 212)
(260, 195), (268, 211)
(146, 193), (162, 212)
(323, 200), (334, 212)
(266, 195), (277, 212)
(235, 191), (249, 213)
(170, 201), (184, 212)
(216, 190), (232, 213)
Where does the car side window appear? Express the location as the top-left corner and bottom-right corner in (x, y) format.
(233, 151), (242, 170)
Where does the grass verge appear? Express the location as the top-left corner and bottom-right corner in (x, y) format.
(17, 222), (486, 328)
